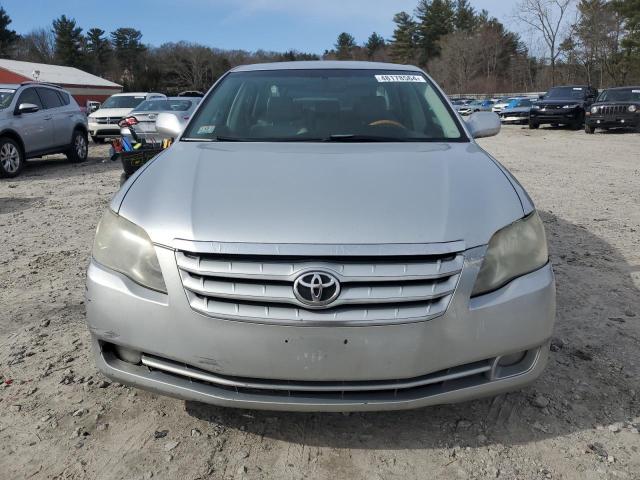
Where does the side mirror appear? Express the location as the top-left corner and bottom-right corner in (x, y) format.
(538, 94), (545, 100)
(16, 103), (39, 114)
(466, 112), (501, 139)
(156, 112), (183, 139)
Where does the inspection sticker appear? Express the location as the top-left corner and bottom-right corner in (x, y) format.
(572, 87), (584, 90)
(633, 90), (640, 93)
(375, 74), (426, 83)
(197, 125), (215, 134)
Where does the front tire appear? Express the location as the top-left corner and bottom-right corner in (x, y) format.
(585, 124), (595, 134)
(67, 129), (88, 163)
(529, 120), (540, 129)
(0, 136), (25, 178)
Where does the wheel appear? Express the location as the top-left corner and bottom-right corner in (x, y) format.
(550, 123), (559, 128)
(585, 124), (595, 134)
(528, 121), (540, 129)
(0, 136), (25, 178)
(570, 113), (585, 130)
(67, 129), (88, 163)
(92, 136), (105, 144)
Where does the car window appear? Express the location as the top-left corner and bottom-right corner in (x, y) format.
(184, 69), (465, 142)
(136, 99), (193, 112)
(16, 88), (43, 109)
(57, 91), (71, 106)
(545, 87), (586, 100)
(37, 88), (64, 109)
(0, 88), (16, 109)
(102, 95), (146, 109)
(597, 88), (640, 102)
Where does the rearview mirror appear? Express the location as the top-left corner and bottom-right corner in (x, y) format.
(156, 112), (183, 139)
(465, 112), (501, 139)
(16, 103), (39, 114)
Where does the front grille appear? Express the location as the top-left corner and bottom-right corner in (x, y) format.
(95, 116), (122, 125)
(176, 250), (464, 326)
(597, 105), (626, 117)
(140, 352), (493, 399)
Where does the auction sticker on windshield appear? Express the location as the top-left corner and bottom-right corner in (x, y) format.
(375, 75), (426, 83)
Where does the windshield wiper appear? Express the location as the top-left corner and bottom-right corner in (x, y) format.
(324, 134), (422, 142)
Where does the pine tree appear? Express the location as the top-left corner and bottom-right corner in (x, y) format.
(415, 0), (456, 65)
(52, 15), (85, 68)
(454, 0), (477, 32)
(390, 12), (418, 64)
(365, 32), (386, 60)
(111, 28), (146, 86)
(86, 28), (112, 75)
(334, 32), (356, 60)
(0, 7), (19, 57)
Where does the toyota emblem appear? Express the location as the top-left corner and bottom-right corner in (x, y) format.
(293, 271), (340, 307)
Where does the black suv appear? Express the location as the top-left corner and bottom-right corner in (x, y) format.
(585, 86), (640, 134)
(529, 85), (598, 130)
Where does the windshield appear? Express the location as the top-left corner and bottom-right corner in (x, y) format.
(135, 99), (194, 112)
(0, 88), (16, 109)
(597, 88), (640, 103)
(101, 95), (146, 109)
(183, 69), (465, 142)
(510, 99), (532, 108)
(545, 87), (587, 100)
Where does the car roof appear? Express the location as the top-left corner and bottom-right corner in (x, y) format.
(605, 86), (640, 90)
(113, 92), (160, 97)
(231, 61), (423, 72)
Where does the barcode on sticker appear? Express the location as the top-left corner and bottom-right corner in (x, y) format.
(375, 75), (426, 83)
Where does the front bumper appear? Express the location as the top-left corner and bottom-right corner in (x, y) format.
(88, 122), (121, 138)
(530, 109), (581, 124)
(86, 246), (556, 411)
(501, 115), (528, 124)
(587, 115), (640, 128)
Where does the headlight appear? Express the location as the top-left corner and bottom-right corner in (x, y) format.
(591, 106), (599, 114)
(562, 104), (579, 109)
(92, 210), (167, 293)
(531, 105), (540, 110)
(471, 211), (548, 297)
(629, 105), (637, 113)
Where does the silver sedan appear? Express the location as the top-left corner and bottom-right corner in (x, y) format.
(119, 97), (200, 143)
(87, 61), (555, 411)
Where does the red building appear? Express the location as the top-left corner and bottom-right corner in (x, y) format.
(0, 59), (122, 107)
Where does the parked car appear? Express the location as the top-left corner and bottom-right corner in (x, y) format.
(119, 97), (201, 143)
(0, 82), (88, 178)
(458, 99), (494, 115)
(492, 97), (519, 114)
(88, 92), (166, 143)
(86, 61), (554, 412)
(499, 98), (535, 124)
(585, 86), (640, 134)
(529, 85), (597, 130)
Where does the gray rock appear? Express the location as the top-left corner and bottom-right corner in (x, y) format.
(532, 394), (550, 408)
(164, 441), (179, 451)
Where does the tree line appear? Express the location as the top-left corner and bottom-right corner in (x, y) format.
(0, 1), (638, 95)
(327, 0), (640, 93)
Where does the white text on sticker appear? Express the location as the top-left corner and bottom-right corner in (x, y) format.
(375, 75), (426, 83)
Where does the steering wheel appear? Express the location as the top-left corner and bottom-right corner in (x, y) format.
(368, 119), (407, 129)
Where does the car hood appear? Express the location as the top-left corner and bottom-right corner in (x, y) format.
(89, 108), (133, 119)
(535, 99), (584, 107)
(502, 107), (531, 114)
(115, 142), (525, 249)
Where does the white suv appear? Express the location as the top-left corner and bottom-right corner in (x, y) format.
(0, 82), (88, 178)
(88, 92), (166, 143)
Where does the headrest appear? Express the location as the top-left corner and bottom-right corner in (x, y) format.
(266, 96), (296, 122)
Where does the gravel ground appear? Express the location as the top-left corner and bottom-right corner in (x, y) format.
(0, 125), (639, 480)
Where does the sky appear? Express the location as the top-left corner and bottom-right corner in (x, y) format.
(3, 0), (520, 54)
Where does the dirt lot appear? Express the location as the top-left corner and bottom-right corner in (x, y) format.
(0, 125), (639, 480)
